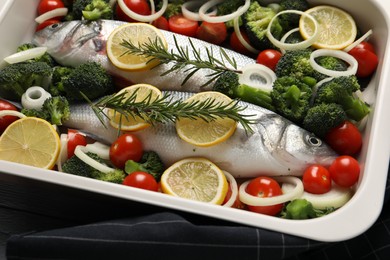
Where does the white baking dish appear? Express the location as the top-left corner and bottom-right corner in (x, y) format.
(0, 0), (389, 242)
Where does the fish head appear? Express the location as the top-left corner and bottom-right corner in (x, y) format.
(276, 124), (338, 172)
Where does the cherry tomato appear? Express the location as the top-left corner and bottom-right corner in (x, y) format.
(168, 14), (199, 37)
(302, 165), (331, 194)
(115, 0), (151, 22)
(37, 0), (65, 15)
(36, 19), (61, 32)
(256, 49), (282, 71)
(229, 30), (252, 56)
(151, 16), (169, 31)
(109, 133), (143, 169)
(353, 41), (376, 53)
(123, 171), (159, 191)
(348, 46), (378, 78)
(245, 177), (283, 216)
(325, 121), (362, 156)
(67, 129), (87, 159)
(329, 155), (360, 188)
(0, 100), (19, 134)
(196, 21), (227, 45)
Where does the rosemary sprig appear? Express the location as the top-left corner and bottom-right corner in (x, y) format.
(91, 90), (255, 134)
(120, 36), (243, 87)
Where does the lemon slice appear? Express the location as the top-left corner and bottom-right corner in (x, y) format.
(175, 91), (237, 147)
(0, 117), (61, 169)
(299, 5), (357, 50)
(161, 158), (228, 205)
(108, 83), (162, 131)
(107, 23), (167, 71)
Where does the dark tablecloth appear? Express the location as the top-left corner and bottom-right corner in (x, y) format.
(6, 168), (390, 260)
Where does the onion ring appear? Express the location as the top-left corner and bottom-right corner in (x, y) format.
(21, 86), (52, 111)
(4, 47), (48, 64)
(182, 1), (217, 22)
(233, 16), (258, 54)
(238, 63), (277, 92)
(310, 49), (358, 77)
(85, 142), (111, 160)
(74, 146), (115, 174)
(35, 8), (68, 24)
(343, 29), (373, 52)
(222, 171), (238, 208)
(199, 0), (250, 23)
(117, 0), (167, 23)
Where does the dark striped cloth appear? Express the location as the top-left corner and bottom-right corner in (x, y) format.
(7, 170), (390, 260)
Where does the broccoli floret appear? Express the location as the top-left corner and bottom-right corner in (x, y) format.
(17, 43), (55, 66)
(275, 49), (326, 82)
(125, 151), (165, 181)
(216, 0), (245, 29)
(315, 56), (349, 72)
(82, 0), (113, 20)
(242, 1), (283, 50)
(303, 103), (347, 137)
(278, 0), (310, 31)
(271, 76), (312, 123)
(212, 71), (275, 111)
(159, 0), (184, 19)
(62, 152), (126, 184)
(280, 199), (335, 219)
(314, 76), (370, 122)
(21, 107), (50, 120)
(50, 62), (114, 102)
(0, 62), (52, 101)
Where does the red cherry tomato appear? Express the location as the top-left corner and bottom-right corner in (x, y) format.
(325, 121), (362, 156)
(36, 19), (61, 32)
(67, 129), (87, 159)
(0, 100), (19, 134)
(329, 155), (360, 188)
(115, 0), (151, 22)
(196, 21), (227, 45)
(151, 16), (169, 31)
(123, 171), (159, 191)
(302, 165), (331, 194)
(229, 30), (252, 56)
(168, 14), (199, 37)
(37, 0), (65, 15)
(256, 49), (282, 71)
(109, 133), (143, 169)
(348, 46), (378, 78)
(245, 177), (283, 216)
(353, 41), (376, 53)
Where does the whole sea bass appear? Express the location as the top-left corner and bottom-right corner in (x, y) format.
(64, 91), (337, 178)
(32, 19), (255, 92)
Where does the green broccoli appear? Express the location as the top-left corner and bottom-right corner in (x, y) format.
(313, 76), (370, 122)
(315, 56), (349, 72)
(280, 199), (335, 219)
(0, 62), (52, 101)
(212, 71), (275, 111)
(82, 0), (113, 20)
(216, 0), (245, 29)
(159, 0), (184, 19)
(242, 1), (283, 50)
(302, 103), (347, 137)
(17, 43), (55, 66)
(278, 0), (310, 30)
(62, 152), (126, 184)
(21, 96), (70, 125)
(271, 76), (313, 123)
(50, 62), (114, 102)
(275, 49), (326, 82)
(125, 151), (165, 181)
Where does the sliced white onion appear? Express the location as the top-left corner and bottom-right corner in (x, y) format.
(56, 133), (69, 172)
(222, 171), (238, 208)
(279, 28), (300, 54)
(282, 182), (353, 209)
(85, 142), (110, 160)
(343, 29), (373, 52)
(267, 10), (319, 51)
(238, 63), (277, 92)
(199, 0), (250, 23)
(0, 110), (26, 119)
(310, 49), (358, 77)
(4, 47), (48, 64)
(21, 86), (52, 111)
(239, 176), (304, 206)
(182, 1), (217, 22)
(117, 0), (167, 23)
(233, 16), (258, 54)
(74, 145), (115, 174)
(35, 8), (68, 24)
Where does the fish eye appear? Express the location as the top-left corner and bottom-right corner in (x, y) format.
(306, 135), (322, 147)
(50, 23), (59, 29)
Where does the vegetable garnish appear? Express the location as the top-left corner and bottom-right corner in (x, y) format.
(4, 47), (48, 64)
(198, 0), (250, 23)
(35, 7), (68, 24)
(117, 0), (168, 22)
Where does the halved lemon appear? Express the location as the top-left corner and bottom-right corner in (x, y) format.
(0, 117), (60, 169)
(108, 83), (162, 131)
(160, 158), (228, 205)
(175, 91), (237, 147)
(107, 23), (167, 71)
(299, 5), (357, 50)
